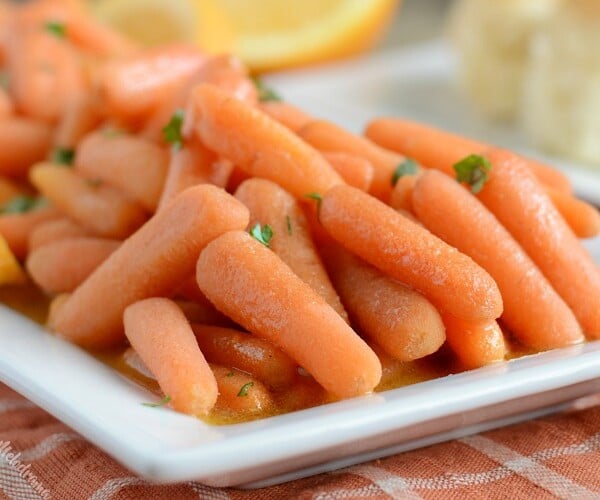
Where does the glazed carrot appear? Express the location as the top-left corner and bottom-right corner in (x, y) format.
(389, 174), (419, 212)
(412, 169), (583, 350)
(191, 84), (344, 199)
(28, 217), (88, 252)
(158, 141), (232, 210)
(124, 298), (218, 417)
(321, 243), (446, 361)
(101, 44), (206, 124)
(75, 132), (168, 212)
(50, 185), (249, 348)
(545, 187), (600, 239)
(0, 88), (13, 118)
(175, 300), (232, 328)
(54, 92), (104, 149)
(192, 324), (298, 390)
(210, 364), (273, 420)
(319, 184), (503, 322)
(0, 118), (52, 177)
(298, 119), (403, 201)
(66, 12), (138, 57)
(476, 148), (600, 338)
(30, 163), (148, 238)
(234, 178), (348, 321)
(0, 234), (26, 286)
(26, 237), (119, 294)
(0, 206), (60, 260)
(365, 118), (573, 194)
(259, 101), (312, 132)
(196, 230), (382, 399)
(0, 178), (21, 205)
(322, 152), (374, 192)
(442, 314), (506, 370)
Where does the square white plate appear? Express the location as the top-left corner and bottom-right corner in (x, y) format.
(1, 41), (599, 488)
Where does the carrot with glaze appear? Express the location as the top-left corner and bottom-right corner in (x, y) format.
(545, 188), (600, 239)
(49, 185), (249, 348)
(0, 118), (52, 177)
(258, 101), (312, 132)
(196, 230), (382, 399)
(322, 152), (374, 192)
(234, 178), (348, 321)
(124, 298), (218, 417)
(191, 84), (344, 199)
(28, 217), (88, 252)
(0, 205), (60, 259)
(319, 184), (503, 322)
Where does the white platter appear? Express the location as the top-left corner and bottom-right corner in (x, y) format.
(1, 41), (599, 488)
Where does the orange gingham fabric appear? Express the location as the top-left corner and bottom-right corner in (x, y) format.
(2, 383), (600, 500)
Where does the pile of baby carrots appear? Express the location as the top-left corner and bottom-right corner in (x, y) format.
(1, 0), (600, 422)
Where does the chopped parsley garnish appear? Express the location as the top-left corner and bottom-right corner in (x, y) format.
(252, 77), (281, 102)
(226, 371), (235, 378)
(162, 109), (185, 150)
(305, 192), (323, 217)
(237, 382), (253, 397)
(391, 158), (419, 186)
(142, 395), (172, 408)
(44, 21), (67, 38)
(286, 215), (292, 235)
(0, 195), (47, 215)
(249, 223), (273, 247)
(51, 147), (75, 166)
(453, 154), (492, 194)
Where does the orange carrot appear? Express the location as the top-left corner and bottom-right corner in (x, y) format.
(321, 243), (446, 361)
(28, 217), (88, 252)
(545, 187), (600, 239)
(476, 148), (600, 338)
(0, 178), (21, 205)
(234, 178), (348, 321)
(54, 92), (105, 150)
(0, 206), (60, 260)
(192, 324), (298, 390)
(0, 118), (52, 177)
(124, 298), (218, 417)
(0, 87), (13, 118)
(26, 237), (119, 294)
(412, 169), (583, 350)
(259, 101), (312, 132)
(75, 132), (168, 212)
(50, 185), (249, 348)
(30, 163), (148, 239)
(319, 184), (503, 322)
(175, 300), (232, 328)
(298, 119), (403, 201)
(365, 118), (573, 195)
(196, 230), (382, 399)
(322, 152), (374, 192)
(442, 313), (506, 370)
(389, 174), (419, 212)
(191, 84), (344, 199)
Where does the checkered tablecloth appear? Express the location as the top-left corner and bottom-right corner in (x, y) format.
(2, 383), (600, 499)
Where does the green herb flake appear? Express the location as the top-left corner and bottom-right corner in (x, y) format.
(44, 21), (67, 38)
(252, 77), (281, 102)
(453, 154), (492, 194)
(249, 223), (273, 247)
(237, 382), (253, 397)
(0, 195), (47, 215)
(51, 147), (75, 166)
(162, 109), (185, 150)
(305, 192), (323, 217)
(142, 395), (172, 408)
(226, 371), (235, 378)
(286, 215), (292, 235)
(391, 158), (419, 186)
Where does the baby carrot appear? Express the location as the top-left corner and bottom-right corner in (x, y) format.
(28, 218), (88, 252)
(234, 178), (348, 321)
(412, 169), (583, 350)
(54, 92), (105, 150)
(0, 205), (60, 260)
(322, 152), (374, 192)
(258, 101), (312, 132)
(192, 324), (298, 390)
(545, 187), (600, 239)
(0, 118), (52, 177)
(298, 119), (403, 201)
(476, 148), (600, 338)
(191, 84), (344, 199)
(0, 87), (13, 118)
(50, 185), (249, 348)
(389, 174), (419, 213)
(124, 298), (218, 417)
(0, 178), (21, 205)
(319, 184), (503, 322)
(30, 163), (148, 239)
(26, 237), (120, 294)
(365, 118), (572, 194)
(442, 314), (506, 370)
(175, 300), (232, 328)
(196, 230), (382, 399)
(321, 243), (446, 361)
(75, 132), (168, 212)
